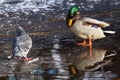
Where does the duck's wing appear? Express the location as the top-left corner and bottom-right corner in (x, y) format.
(82, 17), (110, 28)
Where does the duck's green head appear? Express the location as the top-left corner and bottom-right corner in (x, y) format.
(69, 6), (79, 18)
(66, 6), (80, 27)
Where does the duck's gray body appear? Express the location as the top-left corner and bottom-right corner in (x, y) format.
(70, 17), (110, 40)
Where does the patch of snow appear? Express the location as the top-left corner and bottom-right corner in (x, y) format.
(0, 0), (5, 4)
(87, 0), (100, 2)
(0, 0), (64, 13)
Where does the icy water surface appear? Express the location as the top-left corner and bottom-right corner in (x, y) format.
(0, 0), (120, 80)
(0, 31), (120, 80)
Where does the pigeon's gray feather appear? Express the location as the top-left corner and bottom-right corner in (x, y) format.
(13, 27), (32, 58)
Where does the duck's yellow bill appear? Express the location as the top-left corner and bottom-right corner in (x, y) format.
(68, 19), (73, 27)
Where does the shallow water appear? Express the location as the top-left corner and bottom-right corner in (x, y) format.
(0, 21), (120, 80)
(0, 32), (120, 80)
(0, 0), (120, 80)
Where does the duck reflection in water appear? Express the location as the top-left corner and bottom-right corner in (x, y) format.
(72, 48), (116, 71)
(68, 48), (116, 79)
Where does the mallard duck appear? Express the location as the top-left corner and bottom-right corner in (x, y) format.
(7, 27), (32, 61)
(66, 6), (115, 56)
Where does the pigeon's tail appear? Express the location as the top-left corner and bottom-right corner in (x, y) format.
(7, 54), (14, 60)
(103, 30), (116, 34)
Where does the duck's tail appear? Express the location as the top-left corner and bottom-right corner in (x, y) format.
(103, 30), (116, 34)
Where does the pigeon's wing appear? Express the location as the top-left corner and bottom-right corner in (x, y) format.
(13, 37), (20, 55)
(13, 35), (32, 55)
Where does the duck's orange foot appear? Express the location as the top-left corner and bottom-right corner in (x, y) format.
(76, 43), (92, 46)
(24, 58), (32, 62)
(77, 42), (93, 56)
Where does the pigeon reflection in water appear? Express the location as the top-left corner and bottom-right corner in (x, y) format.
(8, 27), (32, 61)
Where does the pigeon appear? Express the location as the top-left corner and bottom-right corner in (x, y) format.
(7, 27), (32, 61)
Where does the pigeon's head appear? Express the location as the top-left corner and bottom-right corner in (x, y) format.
(17, 27), (26, 36)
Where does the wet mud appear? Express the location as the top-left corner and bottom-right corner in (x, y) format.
(0, 24), (120, 80)
(0, 1), (120, 80)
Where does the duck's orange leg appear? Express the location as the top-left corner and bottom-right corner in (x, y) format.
(88, 36), (92, 46)
(77, 36), (93, 56)
(76, 39), (87, 46)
